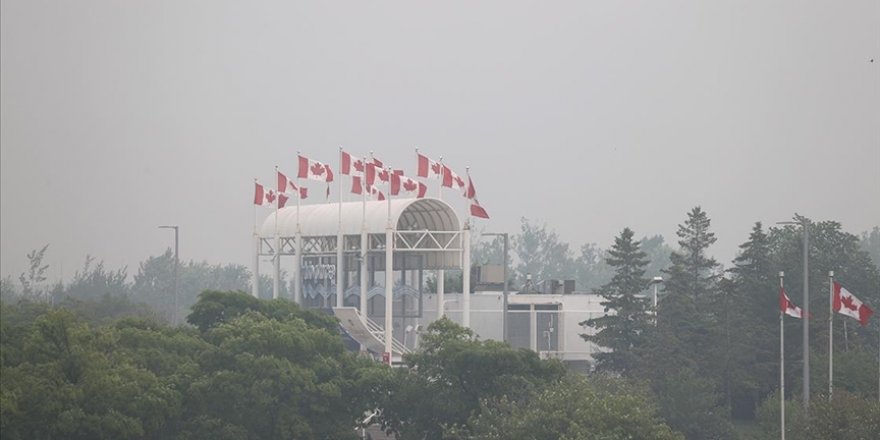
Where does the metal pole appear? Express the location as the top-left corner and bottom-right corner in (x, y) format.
(502, 233), (509, 344)
(462, 225), (471, 328)
(802, 222), (810, 413)
(173, 226), (178, 325)
(384, 227), (394, 365)
(829, 271), (834, 399)
(780, 271), (785, 440)
(337, 147), (344, 308)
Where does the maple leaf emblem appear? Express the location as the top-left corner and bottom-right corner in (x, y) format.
(454, 176), (465, 187)
(403, 179), (417, 191)
(353, 160), (364, 172)
(265, 190), (276, 203)
(310, 162), (325, 176)
(841, 295), (858, 311)
(431, 162), (441, 174)
(378, 170), (389, 181)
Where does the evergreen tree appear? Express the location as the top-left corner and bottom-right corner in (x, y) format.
(719, 222), (779, 419)
(663, 206), (720, 298)
(581, 228), (651, 374)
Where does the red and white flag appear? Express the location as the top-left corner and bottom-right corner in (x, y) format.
(367, 185), (385, 201)
(254, 181), (265, 205)
(470, 199), (490, 219)
(833, 282), (874, 326)
(417, 153), (443, 179)
(341, 151), (368, 176)
(442, 165), (466, 189)
(277, 170), (289, 192)
(465, 174), (478, 200)
(366, 162), (390, 187)
(298, 155), (334, 182)
(263, 189), (289, 208)
(288, 181), (308, 200)
(779, 288), (805, 319)
(391, 172), (427, 198)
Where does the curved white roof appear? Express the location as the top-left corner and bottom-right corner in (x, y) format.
(260, 197), (461, 237)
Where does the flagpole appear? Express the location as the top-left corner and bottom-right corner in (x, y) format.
(273, 166), (281, 300)
(294, 154), (302, 305)
(336, 147), (344, 309)
(437, 156), (444, 318)
(462, 166), (471, 329)
(829, 271), (834, 399)
(253, 178), (260, 298)
(780, 271), (786, 440)
(360, 156), (368, 324)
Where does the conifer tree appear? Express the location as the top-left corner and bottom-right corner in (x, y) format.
(581, 227), (651, 373)
(663, 206), (720, 298)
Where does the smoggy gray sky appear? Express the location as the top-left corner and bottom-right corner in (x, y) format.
(2, 0), (878, 283)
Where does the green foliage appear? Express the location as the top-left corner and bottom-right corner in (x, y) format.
(513, 218), (574, 287)
(376, 317), (566, 439)
(860, 226), (880, 270)
(757, 391), (880, 440)
(454, 375), (683, 440)
(663, 206), (720, 299)
(582, 227), (652, 373)
(1, 292), (380, 440)
(18, 244), (50, 299)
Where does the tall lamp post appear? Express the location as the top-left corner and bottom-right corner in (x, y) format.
(482, 232), (509, 343)
(651, 276), (663, 323)
(777, 219), (809, 413)
(159, 225), (179, 326)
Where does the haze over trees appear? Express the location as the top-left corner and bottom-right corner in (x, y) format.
(2, 208), (879, 439)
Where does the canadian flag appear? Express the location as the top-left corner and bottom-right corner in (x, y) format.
(367, 185), (385, 201)
(277, 170), (289, 192)
(254, 181), (265, 205)
(263, 189), (289, 208)
(288, 181), (308, 200)
(779, 288), (805, 318)
(470, 199), (490, 219)
(833, 282), (874, 326)
(417, 153), (443, 179)
(341, 151), (368, 176)
(298, 155), (334, 183)
(442, 165), (466, 189)
(366, 162), (390, 187)
(465, 174), (478, 200)
(391, 172), (427, 198)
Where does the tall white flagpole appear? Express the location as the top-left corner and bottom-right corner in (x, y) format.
(294, 154), (302, 305)
(779, 271), (785, 440)
(384, 165), (394, 364)
(829, 271), (834, 399)
(336, 147), (344, 309)
(252, 178), (260, 298)
(360, 155), (368, 321)
(273, 167), (281, 300)
(437, 156), (445, 318)
(462, 167), (471, 329)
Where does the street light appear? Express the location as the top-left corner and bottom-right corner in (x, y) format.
(651, 276), (663, 321)
(482, 232), (509, 343)
(158, 225), (179, 326)
(777, 219), (809, 413)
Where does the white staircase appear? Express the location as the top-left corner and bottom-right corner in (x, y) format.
(333, 307), (410, 359)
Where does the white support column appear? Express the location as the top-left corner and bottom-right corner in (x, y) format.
(360, 231), (368, 317)
(252, 235), (260, 298)
(530, 304), (538, 352)
(384, 228), (394, 364)
(462, 226), (471, 328)
(437, 270), (445, 319)
(336, 232), (344, 308)
(294, 232), (302, 304)
(273, 235), (280, 299)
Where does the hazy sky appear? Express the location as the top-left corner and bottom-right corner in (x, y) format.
(2, 0), (878, 283)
